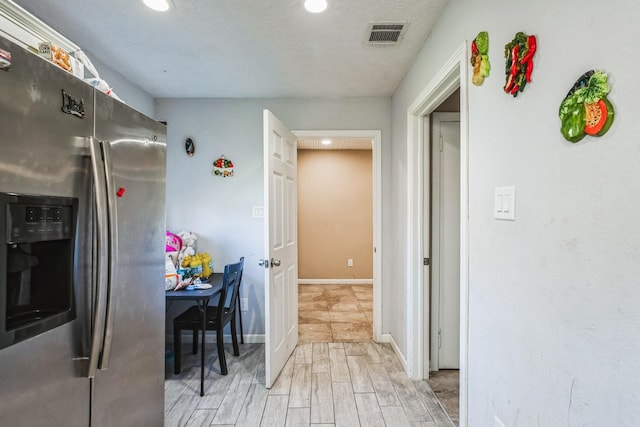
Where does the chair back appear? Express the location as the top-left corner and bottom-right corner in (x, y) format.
(218, 258), (244, 318)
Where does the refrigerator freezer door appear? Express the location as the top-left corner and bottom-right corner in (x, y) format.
(92, 91), (167, 427)
(0, 37), (93, 426)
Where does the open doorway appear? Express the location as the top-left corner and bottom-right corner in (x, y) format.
(426, 92), (461, 425)
(405, 42), (469, 426)
(293, 130), (382, 344)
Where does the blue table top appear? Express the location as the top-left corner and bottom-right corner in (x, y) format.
(165, 273), (223, 300)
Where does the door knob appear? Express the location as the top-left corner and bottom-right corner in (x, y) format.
(258, 259), (268, 268)
(270, 258), (281, 268)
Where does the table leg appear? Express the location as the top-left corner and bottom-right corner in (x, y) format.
(200, 299), (207, 396)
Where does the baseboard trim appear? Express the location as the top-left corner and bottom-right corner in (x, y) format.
(167, 334), (265, 344)
(377, 333), (392, 343)
(298, 279), (373, 285)
(386, 334), (410, 374)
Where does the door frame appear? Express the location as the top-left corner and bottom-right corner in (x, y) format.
(429, 112), (461, 372)
(293, 129), (382, 341)
(405, 42), (469, 425)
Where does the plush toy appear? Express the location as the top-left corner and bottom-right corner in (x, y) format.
(177, 231), (198, 268)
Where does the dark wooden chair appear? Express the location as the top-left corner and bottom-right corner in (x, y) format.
(236, 260), (245, 344)
(173, 257), (244, 375)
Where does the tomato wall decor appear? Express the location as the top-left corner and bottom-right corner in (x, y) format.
(212, 155), (234, 177)
(559, 70), (614, 143)
(471, 31), (490, 86)
(503, 32), (537, 97)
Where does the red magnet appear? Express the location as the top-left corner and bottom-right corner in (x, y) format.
(116, 187), (126, 197)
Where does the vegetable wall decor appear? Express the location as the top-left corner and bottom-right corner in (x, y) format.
(212, 155), (234, 177)
(503, 32), (537, 97)
(559, 70), (614, 143)
(471, 31), (490, 86)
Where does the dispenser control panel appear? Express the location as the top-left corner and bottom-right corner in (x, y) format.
(4, 195), (76, 244)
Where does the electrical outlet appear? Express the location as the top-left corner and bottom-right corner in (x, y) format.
(240, 298), (248, 312)
(347, 259), (353, 267)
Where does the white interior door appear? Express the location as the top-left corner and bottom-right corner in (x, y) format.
(422, 118), (432, 377)
(263, 110), (298, 388)
(431, 113), (460, 370)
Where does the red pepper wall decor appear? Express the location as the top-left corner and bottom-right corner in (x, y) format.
(503, 32), (537, 97)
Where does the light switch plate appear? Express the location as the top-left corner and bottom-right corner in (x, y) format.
(252, 206), (264, 218)
(494, 186), (516, 220)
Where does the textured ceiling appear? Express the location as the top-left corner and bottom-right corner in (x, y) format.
(12, 0), (448, 98)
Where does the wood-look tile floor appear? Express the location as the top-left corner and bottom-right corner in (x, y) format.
(165, 342), (455, 426)
(298, 284), (373, 343)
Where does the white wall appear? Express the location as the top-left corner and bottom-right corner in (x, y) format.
(392, 0), (640, 425)
(88, 54), (155, 117)
(155, 98), (391, 339)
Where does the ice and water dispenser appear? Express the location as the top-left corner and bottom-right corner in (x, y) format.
(0, 193), (78, 349)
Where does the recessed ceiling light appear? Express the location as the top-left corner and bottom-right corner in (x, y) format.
(304, 0), (327, 13)
(321, 139), (332, 145)
(143, 0), (171, 12)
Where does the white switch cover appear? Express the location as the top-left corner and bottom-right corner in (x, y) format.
(252, 206), (264, 218)
(494, 186), (516, 220)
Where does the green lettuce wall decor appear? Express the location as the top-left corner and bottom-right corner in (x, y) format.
(559, 70), (615, 143)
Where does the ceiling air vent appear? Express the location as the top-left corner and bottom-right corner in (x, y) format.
(365, 22), (408, 47)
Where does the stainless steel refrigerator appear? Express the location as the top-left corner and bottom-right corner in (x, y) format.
(0, 34), (166, 426)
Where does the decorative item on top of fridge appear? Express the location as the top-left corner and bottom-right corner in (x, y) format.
(470, 31), (490, 86)
(74, 49), (123, 102)
(37, 42), (82, 78)
(503, 32), (537, 97)
(559, 70), (615, 143)
(0, 48), (11, 71)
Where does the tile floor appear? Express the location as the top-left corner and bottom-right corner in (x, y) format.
(298, 284), (373, 343)
(165, 284), (458, 426)
(165, 342), (455, 426)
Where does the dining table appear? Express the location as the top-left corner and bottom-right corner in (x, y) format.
(166, 272), (223, 396)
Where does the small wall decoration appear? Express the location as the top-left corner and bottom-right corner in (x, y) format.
(471, 31), (490, 86)
(503, 32), (537, 97)
(185, 138), (195, 157)
(212, 155), (234, 177)
(0, 48), (11, 71)
(559, 70), (614, 143)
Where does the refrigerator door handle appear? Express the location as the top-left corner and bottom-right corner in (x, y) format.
(98, 140), (118, 370)
(87, 137), (109, 379)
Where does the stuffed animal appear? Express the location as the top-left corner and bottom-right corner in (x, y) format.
(177, 231), (198, 268)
